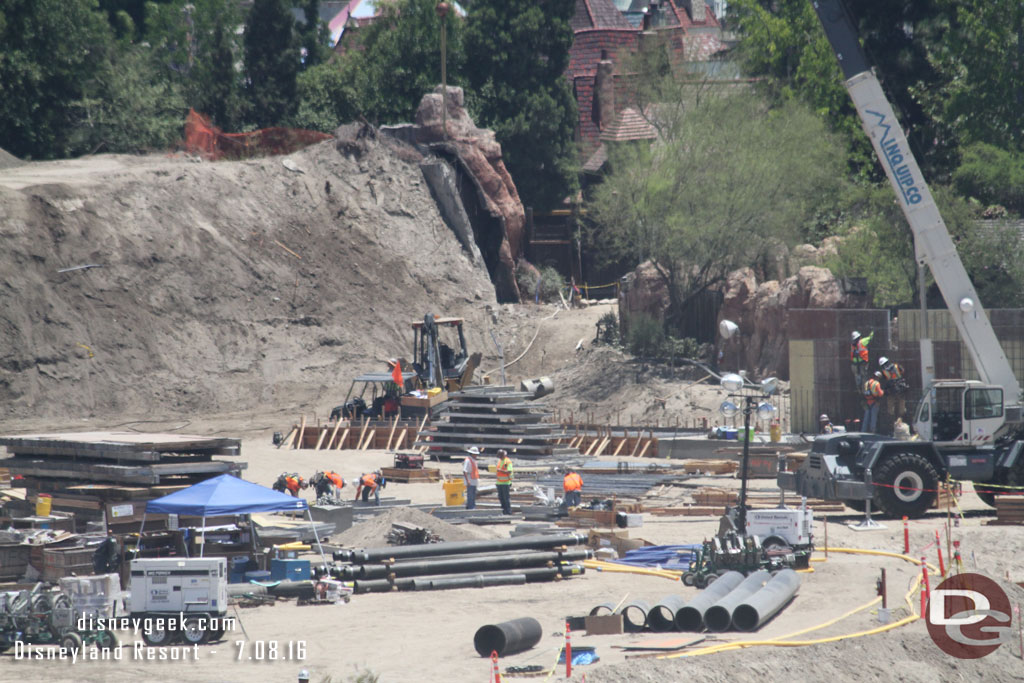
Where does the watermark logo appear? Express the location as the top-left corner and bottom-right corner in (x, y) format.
(925, 572), (1012, 658)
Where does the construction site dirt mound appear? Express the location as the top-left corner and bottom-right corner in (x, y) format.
(0, 139), (497, 421)
(0, 147), (23, 170)
(333, 506), (495, 548)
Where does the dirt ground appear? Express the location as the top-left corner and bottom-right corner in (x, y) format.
(3, 430), (1023, 682)
(2, 146), (1023, 681)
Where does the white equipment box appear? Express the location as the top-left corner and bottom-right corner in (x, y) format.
(129, 557), (227, 616)
(746, 504), (814, 548)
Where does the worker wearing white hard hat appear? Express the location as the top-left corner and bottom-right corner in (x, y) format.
(819, 414), (834, 434)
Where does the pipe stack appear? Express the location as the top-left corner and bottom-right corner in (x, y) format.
(329, 534), (590, 593)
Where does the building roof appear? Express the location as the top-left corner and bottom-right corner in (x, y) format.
(599, 107), (657, 142)
(572, 0), (635, 31)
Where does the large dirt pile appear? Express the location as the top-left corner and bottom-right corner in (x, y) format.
(0, 136), (496, 420)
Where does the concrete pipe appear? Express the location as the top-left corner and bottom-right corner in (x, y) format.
(589, 602), (617, 617)
(620, 600), (651, 632)
(703, 570), (771, 633)
(731, 569), (800, 632)
(675, 570), (745, 631)
(473, 617), (543, 657)
(648, 595), (688, 632)
(227, 584), (267, 598)
(350, 534), (587, 564)
(520, 377), (554, 400)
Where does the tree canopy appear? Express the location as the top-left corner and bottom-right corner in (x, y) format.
(464, 0), (579, 211)
(587, 83), (846, 333)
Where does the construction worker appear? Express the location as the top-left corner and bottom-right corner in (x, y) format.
(495, 449), (513, 515)
(862, 372), (884, 433)
(850, 330), (874, 387)
(355, 471), (385, 505)
(563, 468), (583, 508)
(878, 356), (908, 393)
(819, 414), (834, 434)
(273, 473), (307, 498)
(463, 446), (480, 510)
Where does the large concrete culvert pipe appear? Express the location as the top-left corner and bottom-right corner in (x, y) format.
(675, 570), (745, 631)
(731, 569), (800, 632)
(648, 595), (688, 632)
(473, 617), (543, 657)
(703, 570), (771, 633)
(621, 600), (651, 632)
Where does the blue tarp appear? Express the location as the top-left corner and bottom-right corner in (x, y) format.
(609, 544), (702, 571)
(145, 474), (308, 516)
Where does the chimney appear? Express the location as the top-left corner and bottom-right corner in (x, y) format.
(595, 59), (616, 131)
(686, 0), (706, 23)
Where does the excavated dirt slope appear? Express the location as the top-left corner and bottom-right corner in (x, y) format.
(0, 138), (497, 420)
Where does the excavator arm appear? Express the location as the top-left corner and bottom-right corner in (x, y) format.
(811, 0), (1021, 411)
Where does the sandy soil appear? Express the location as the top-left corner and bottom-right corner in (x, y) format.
(3, 426), (1022, 682)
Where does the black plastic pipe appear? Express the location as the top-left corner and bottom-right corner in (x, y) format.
(413, 573), (527, 591)
(703, 570), (771, 633)
(338, 534), (587, 563)
(621, 600), (650, 632)
(648, 595), (687, 632)
(474, 617), (543, 657)
(676, 571), (745, 631)
(358, 549), (592, 579)
(732, 569), (800, 632)
(352, 565), (584, 594)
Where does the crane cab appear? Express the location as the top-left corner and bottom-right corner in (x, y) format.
(914, 380), (1006, 445)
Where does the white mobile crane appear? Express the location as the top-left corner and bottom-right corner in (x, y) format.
(778, 0), (1024, 517)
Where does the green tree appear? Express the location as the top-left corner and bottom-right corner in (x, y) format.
(464, 0), (579, 210)
(920, 0), (1024, 153)
(587, 87), (846, 333)
(952, 143), (1024, 215)
(0, 0), (116, 159)
(298, 0), (332, 69)
(71, 46), (187, 153)
(295, 0), (465, 131)
(244, 0), (300, 127)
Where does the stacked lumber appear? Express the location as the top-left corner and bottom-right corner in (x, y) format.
(413, 386), (578, 460)
(0, 432), (245, 531)
(991, 495), (1024, 525)
(678, 460), (738, 475)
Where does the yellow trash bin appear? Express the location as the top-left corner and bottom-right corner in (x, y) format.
(443, 479), (466, 506)
(36, 493), (52, 517)
(769, 421), (782, 443)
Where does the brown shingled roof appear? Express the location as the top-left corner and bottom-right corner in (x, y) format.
(574, 0), (634, 30)
(599, 107), (657, 142)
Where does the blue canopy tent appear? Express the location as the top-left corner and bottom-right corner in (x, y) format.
(142, 474), (328, 568)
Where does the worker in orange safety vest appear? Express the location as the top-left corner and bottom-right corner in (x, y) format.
(850, 330), (874, 388)
(495, 449), (514, 515)
(355, 471), (385, 505)
(273, 473), (308, 498)
(563, 469), (583, 508)
(862, 372), (884, 434)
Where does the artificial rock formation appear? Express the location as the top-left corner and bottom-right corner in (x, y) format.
(414, 86), (524, 302)
(719, 265), (860, 378)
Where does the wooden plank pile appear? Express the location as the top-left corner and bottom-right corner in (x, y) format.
(414, 386), (578, 460)
(991, 495), (1024, 525)
(678, 460), (739, 475)
(646, 486), (845, 517)
(380, 466), (441, 483)
(0, 432), (245, 530)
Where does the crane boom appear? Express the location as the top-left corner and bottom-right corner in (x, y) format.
(811, 0), (1020, 408)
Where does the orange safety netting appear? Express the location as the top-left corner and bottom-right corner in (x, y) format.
(183, 109), (333, 160)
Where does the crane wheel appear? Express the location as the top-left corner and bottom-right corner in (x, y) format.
(873, 452), (938, 518)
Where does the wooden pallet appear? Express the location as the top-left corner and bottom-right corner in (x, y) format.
(991, 495), (1024, 525)
(379, 467), (441, 483)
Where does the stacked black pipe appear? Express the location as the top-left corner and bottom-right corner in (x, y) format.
(328, 534), (591, 593)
